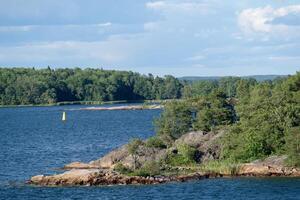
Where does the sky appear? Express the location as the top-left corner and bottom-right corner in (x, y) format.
(0, 0), (300, 76)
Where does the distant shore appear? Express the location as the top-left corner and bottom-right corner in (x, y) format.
(79, 104), (163, 111)
(0, 99), (171, 109)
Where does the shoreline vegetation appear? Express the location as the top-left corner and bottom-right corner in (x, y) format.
(0, 99), (170, 109)
(28, 71), (300, 186)
(0, 67), (288, 107)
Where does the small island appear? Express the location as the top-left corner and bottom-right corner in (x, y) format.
(79, 104), (163, 111)
(29, 72), (300, 186)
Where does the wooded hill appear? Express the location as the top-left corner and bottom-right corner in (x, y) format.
(0, 67), (182, 105)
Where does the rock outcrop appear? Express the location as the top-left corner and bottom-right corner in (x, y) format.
(175, 130), (225, 162)
(89, 145), (167, 169)
(238, 156), (300, 177)
(29, 169), (220, 186)
(28, 131), (300, 187)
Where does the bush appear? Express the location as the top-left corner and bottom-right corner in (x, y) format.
(113, 163), (132, 174)
(165, 144), (197, 166)
(132, 161), (161, 177)
(145, 137), (167, 148)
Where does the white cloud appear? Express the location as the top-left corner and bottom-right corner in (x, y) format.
(146, 0), (211, 15)
(238, 4), (300, 35)
(0, 22), (112, 33)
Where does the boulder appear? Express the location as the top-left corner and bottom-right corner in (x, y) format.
(175, 130), (226, 162)
(90, 144), (167, 169)
(30, 169), (103, 186)
(175, 131), (207, 148)
(90, 145), (129, 168)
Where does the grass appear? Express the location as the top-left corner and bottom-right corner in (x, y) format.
(199, 160), (240, 175)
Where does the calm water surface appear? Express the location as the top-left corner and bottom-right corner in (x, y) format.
(0, 105), (299, 200)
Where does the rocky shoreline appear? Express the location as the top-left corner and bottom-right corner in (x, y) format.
(28, 130), (300, 187)
(28, 159), (300, 186)
(28, 169), (211, 186)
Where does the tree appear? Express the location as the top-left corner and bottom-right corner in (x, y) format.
(127, 138), (143, 170)
(0, 68), (185, 105)
(155, 101), (193, 140)
(193, 90), (236, 132)
(285, 127), (300, 167)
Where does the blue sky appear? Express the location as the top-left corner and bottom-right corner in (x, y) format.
(0, 0), (299, 76)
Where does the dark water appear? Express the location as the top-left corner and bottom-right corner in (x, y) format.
(0, 105), (299, 200)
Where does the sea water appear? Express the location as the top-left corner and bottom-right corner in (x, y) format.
(0, 105), (299, 200)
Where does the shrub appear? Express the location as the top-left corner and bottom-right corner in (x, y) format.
(132, 161), (161, 177)
(113, 163), (132, 174)
(145, 137), (167, 149)
(166, 144), (197, 166)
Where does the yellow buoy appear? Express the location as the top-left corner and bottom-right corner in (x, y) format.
(62, 111), (66, 121)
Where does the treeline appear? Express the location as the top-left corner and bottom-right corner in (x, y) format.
(154, 72), (300, 166)
(181, 76), (283, 98)
(0, 67), (286, 106)
(0, 68), (182, 105)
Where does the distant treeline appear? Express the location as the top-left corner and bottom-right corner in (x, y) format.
(181, 76), (286, 98)
(179, 75), (287, 82)
(0, 68), (182, 105)
(0, 67), (288, 106)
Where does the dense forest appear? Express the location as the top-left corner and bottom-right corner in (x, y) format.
(153, 72), (300, 166)
(0, 67), (182, 105)
(0, 67), (286, 106)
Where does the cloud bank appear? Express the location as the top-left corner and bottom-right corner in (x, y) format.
(0, 0), (299, 76)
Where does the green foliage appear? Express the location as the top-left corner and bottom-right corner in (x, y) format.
(131, 161), (161, 177)
(113, 163), (132, 174)
(200, 160), (240, 175)
(193, 89), (236, 132)
(221, 72), (300, 162)
(182, 80), (218, 98)
(156, 89), (236, 135)
(155, 72), (300, 165)
(166, 144), (197, 166)
(145, 136), (167, 149)
(127, 138), (143, 155)
(285, 127), (300, 167)
(0, 68), (183, 105)
(182, 77), (256, 99)
(155, 101), (193, 139)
